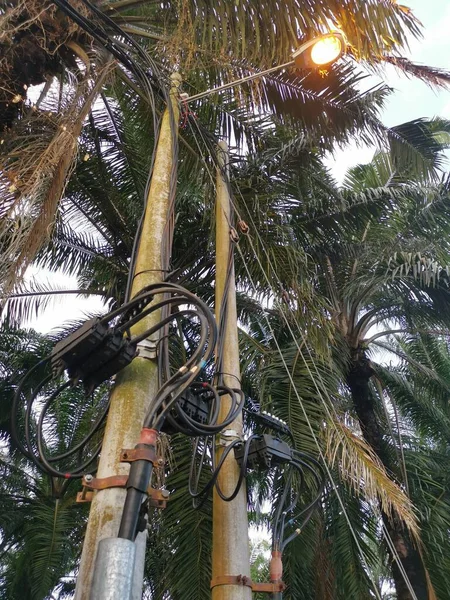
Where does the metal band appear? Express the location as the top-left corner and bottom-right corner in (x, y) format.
(210, 575), (286, 593)
(210, 575), (252, 589)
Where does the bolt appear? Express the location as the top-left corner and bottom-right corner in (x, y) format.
(157, 458), (164, 466)
(161, 489), (170, 498)
(84, 474), (93, 483)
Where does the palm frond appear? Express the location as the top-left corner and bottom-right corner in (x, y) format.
(325, 420), (419, 542)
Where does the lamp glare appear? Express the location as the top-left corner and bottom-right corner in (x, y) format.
(310, 36), (343, 66)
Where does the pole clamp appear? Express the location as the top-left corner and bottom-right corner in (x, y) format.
(217, 429), (240, 447)
(210, 575), (252, 589)
(76, 474), (169, 508)
(120, 446), (157, 463)
(210, 575), (286, 593)
(137, 338), (158, 360)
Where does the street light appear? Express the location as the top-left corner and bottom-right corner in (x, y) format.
(182, 32), (347, 103)
(293, 32), (346, 68)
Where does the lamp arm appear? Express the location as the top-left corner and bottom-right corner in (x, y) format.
(183, 60), (295, 103)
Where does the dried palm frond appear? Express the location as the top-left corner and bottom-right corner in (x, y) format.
(0, 0), (93, 130)
(0, 58), (115, 293)
(382, 56), (450, 88)
(325, 419), (420, 542)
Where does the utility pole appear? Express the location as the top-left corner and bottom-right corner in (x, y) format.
(212, 141), (252, 600)
(75, 72), (181, 600)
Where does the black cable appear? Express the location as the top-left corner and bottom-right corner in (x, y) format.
(188, 437), (244, 506)
(11, 357), (51, 459)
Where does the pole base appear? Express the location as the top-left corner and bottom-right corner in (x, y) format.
(91, 537), (136, 600)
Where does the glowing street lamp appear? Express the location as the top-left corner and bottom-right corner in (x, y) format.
(293, 32), (346, 68)
(182, 32), (347, 103)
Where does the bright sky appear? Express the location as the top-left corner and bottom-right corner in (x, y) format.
(327, 0), (450, 179)
(28, 0), (450, 332)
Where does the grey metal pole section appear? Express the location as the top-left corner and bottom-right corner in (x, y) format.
(91, 538), (136, 600)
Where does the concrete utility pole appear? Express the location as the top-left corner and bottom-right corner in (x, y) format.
(212, 141), (252, 600)
(75, 72), (181, 600)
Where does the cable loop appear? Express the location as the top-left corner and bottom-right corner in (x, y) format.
(237, 220), (249, 235)
(229, 227), (239, 243)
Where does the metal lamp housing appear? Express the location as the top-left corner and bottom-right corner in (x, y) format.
(292, 32), (346, 69)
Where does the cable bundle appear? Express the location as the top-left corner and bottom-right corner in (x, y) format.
(11, 283), (216, 481)
(187, 409), (325, 535)
(272, 450), (325, 552)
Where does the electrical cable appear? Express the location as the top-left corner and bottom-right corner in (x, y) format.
(12, 283), (217, 481)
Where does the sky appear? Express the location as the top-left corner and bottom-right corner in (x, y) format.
(326, 0), (450, 179)
(27, 0), (450, 332)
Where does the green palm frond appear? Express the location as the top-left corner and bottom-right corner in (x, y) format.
(1, 278), (107, 326)
(324, 485), (380, 600)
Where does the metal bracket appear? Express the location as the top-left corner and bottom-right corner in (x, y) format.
(252, 581), (286, 593)
(76, 474), (169, 508)
(137, 338), (157, 360)
(217, 429), (240, 447)
(120, 446), (157, 463)
(210, 575), (285, 594)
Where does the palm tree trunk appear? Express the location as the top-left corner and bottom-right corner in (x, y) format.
(346, 357), (428, 600)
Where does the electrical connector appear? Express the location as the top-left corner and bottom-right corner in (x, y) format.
(245, 408), (291, 436)
(51, 318), (109, 376)
(234, 434), (292, 470)
(82, 339), (137, 394)
(50, 320), (137, 394)
(161, 389), (210, 434)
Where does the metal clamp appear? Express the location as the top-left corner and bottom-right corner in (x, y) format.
(210, 575), (286, 593)
(137, 338), (157, 360)
(76, 474), (169, 508)
(252, 581), (286, 593)
(210, 575), (252, 589)
(120, 446), (157, 463)
(217, 429), (240, 447)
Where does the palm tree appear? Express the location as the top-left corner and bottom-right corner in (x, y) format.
(4, 118), (449, 600)
(245, 124), (450, 598)
(3, 104), (450, 596)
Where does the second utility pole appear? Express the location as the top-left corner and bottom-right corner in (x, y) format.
(212, 140), (252, 600)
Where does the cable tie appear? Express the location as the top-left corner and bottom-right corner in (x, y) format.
(179, 365), (188, 374)
(216, 371), (241, 384)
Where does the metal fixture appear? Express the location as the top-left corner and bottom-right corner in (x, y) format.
(181, 32), (346, 103)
